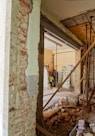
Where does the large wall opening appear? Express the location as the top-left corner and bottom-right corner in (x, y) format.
(37, 15), (81, 134)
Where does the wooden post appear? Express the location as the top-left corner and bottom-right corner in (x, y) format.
(37, 25), (44, 136)
(43, 41), (95, 109)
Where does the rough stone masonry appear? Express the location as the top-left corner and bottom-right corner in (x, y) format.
(9, 0), (38, 136)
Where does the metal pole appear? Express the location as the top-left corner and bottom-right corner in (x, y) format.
(55, 44), (57, 87)
(85, 24), (89, 102)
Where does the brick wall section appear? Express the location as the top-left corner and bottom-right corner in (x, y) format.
(9, 1), (37, 136)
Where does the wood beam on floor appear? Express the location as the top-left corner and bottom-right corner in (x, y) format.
(36, 123), (54, 136)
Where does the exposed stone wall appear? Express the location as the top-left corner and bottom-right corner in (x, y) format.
(9, 0), (38, 136)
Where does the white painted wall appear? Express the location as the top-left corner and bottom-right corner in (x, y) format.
(0, 0), (11, 135)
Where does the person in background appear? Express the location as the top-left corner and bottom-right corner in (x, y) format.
(53, 69), (58, 87)
(49, 72), (55, 88)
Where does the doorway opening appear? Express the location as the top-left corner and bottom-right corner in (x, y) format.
(42, 29), (81, 135)
(37, 15), (81, 136)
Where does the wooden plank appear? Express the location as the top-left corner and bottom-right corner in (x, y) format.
(43, 107), (60, 120)
(43, 41), (95, 109)
(37, 25), (44, 129)
(69, 23), (92, 43)
(36, 123), (54, 136)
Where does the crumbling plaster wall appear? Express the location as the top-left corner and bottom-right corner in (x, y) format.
(9, 0), (41, 136)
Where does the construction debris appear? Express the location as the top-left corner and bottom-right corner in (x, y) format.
(44, 105), (95, 136)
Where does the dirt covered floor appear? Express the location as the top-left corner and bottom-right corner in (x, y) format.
(43, 87), (95, 136)
(44, 105), (95, 136)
